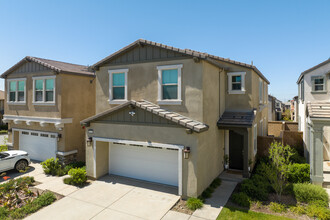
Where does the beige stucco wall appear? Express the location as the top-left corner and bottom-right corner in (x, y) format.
(5, 71), (61, 118)
(86, 123), (199, 198)
(195, 61), (225, 194)
(95, 58), (203, 122)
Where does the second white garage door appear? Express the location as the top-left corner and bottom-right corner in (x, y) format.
(109, 143), (178, 186)
(19, 131), (57, 162)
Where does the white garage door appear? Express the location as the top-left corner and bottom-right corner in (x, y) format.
(109, 143), (178, 186)
(19, 131), (57, 162)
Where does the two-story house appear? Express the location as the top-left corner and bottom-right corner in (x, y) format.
(297, 58), (330, 186)
(81, 39), (269, 198)
(1, 56), (95, 163)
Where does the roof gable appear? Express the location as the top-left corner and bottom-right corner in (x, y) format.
(1, 56), (93, 78)
(92, 39), (269, 84)
(81, 100), (209, 133)
(100, 43), (190, 66)
(297, 58), (330, 83)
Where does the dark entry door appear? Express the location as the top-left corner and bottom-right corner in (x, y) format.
(229, 130), (244, 170)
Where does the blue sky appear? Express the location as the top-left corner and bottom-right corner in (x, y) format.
(0, 0), (329, 101)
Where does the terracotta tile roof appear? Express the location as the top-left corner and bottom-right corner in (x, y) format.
(297, 58), (330, 84)
(1, 56), (93, 78)
(307, 102), (330, 118)
(92, 39), (270, 84)
(81, 100), (209, 133)
(217, 111), (255, 128)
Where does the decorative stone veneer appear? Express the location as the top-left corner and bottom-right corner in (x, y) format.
(57, 153), (77, 165)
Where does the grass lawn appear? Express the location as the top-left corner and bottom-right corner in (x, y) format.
(217, 206), (294, 220)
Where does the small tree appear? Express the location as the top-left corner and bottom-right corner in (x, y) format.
(267, 141), (294, 201)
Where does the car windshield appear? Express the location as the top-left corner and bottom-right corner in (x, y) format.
(0, 153), (9, 158)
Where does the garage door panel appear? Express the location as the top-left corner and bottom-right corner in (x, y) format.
(19, 131), (56, 162)
(109, 143), (178, 187)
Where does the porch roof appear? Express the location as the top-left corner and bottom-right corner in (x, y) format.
(217, 111), (255, 128)
(81, 100), (209, 133)
(307, 102), (330, 119)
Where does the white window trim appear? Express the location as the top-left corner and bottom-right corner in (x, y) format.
(311, 75), (326, 92)
(32, 75), (56, 106)
(227, 72), (246, 94)
(157, 64), (183, 105)
(108, 69), (128, 105)
(7, 78), (27, 105)
(253, 124), (257, 155)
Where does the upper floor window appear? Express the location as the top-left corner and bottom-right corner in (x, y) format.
(7, 78), (26, 104)
(109, 69), (128, 104)
(299, 79), (304, 101)
(33, 76), (55, 105)
(227, 72), (246, 94)
(157, 64), (182, 105)
(312, 76), (325, 92)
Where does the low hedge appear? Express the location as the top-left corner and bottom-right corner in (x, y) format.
(186, 198), (203, 210)
(240, 174), (270, 201)
(231, 192), (251, 208)
(288, 163), (310, 183)
(293, 183), (329, 207)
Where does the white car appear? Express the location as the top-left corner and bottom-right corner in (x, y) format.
(0, 150), (31, 173)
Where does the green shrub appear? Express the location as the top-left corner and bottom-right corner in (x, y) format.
(201, 190), (212, 199)
(64, 161), (86, 173)
(0, 145), (7, 152)
(231, 192), (251, 208)
(293, 183), (329, 206)
(269, 202), (287, 213)
(41, 158), (65, 176)
(290, 148), (306, 164)
(0, 176), (34, 193)
(210, 178), (221, 189)
(0, 207), (9, 219)
(65, 168), (87, 186)
(186, 197), (203, 210)
(306, 204), (330, 220)
(289, 204), (307, 215)
(240, 177), (268, 201)
(288, 163), (310, 183)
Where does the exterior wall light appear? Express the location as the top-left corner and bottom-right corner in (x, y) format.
(87, 137), (93, 146)
(184, 147), (191, 159)
(57, 134), (62, 142)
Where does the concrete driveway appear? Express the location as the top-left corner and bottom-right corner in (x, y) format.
(25, 175), (180, 220)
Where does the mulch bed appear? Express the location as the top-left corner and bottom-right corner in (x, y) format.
(227, 184), (313, 220)
(171, 199), (194, 215)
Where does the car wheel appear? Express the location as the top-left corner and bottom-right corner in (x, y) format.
(15, 160), (28, 171)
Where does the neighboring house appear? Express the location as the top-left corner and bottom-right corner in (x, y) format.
(297, 58), (330, 186)
(0, 90), (4, 125)
(1, 56), (95, 163)
(275, 98), (283, 120)
(291, 96), (298, 122)
(268, 95), (276, 121)
(81, 39), (269, 198)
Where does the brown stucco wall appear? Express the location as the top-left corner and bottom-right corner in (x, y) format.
(61, 74), (95, 161)
(86, 122), (199, 198)
(95, 59), (203, 122)
(5, 71), (61, 118)
(5, 72), (95, 162)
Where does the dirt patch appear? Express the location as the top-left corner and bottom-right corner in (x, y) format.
(171, 199), (194, 215)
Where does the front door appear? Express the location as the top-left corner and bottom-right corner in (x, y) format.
(229, 130), (244, 170)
